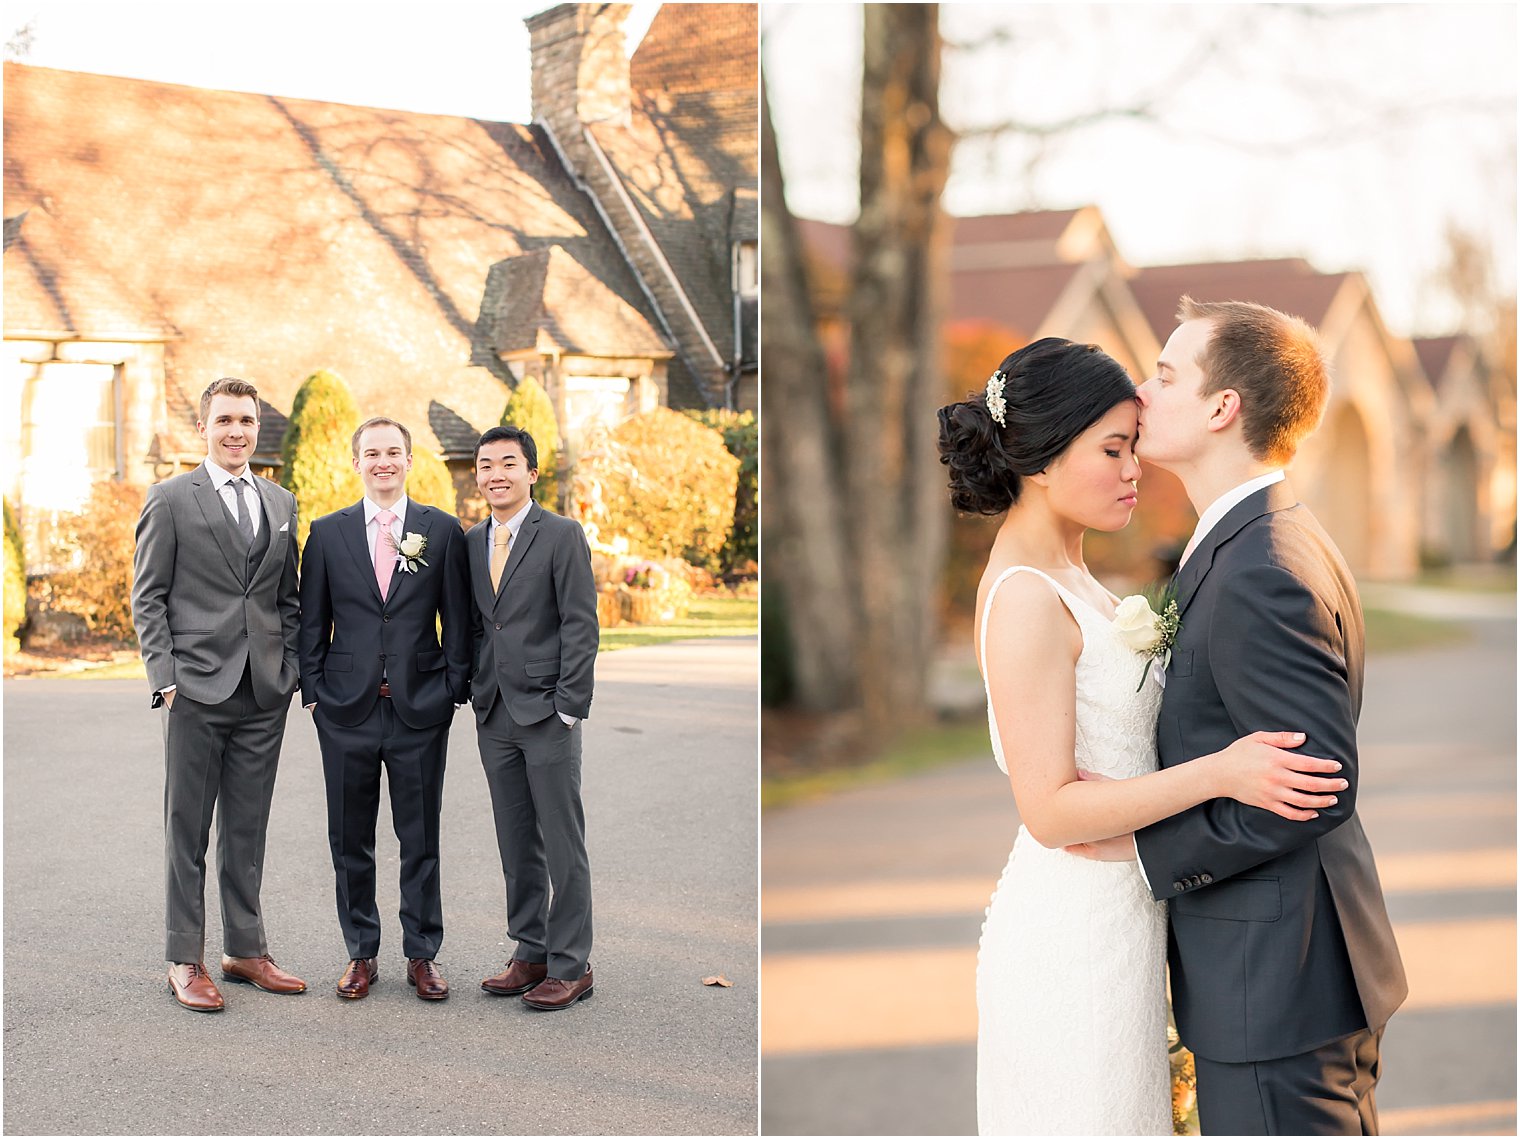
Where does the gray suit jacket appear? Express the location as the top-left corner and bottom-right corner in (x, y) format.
(460, 502), (598, 725)
(132, 463), (301, 709)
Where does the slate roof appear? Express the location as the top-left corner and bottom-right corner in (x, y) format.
(797, 214), (1089, 337)
(1412, 335), (1462, 389)
(594, 2), (758, 378)
(479, 245), (671, 358)
(1129, 259), (1353, 344)
(3, 60), (672, 459)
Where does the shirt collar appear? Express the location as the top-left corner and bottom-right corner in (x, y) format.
(490, 499), (534, 542)
(1188, 470), (1286, 553)
(363, 495), (408, 527)
(203, 457), (249, 489)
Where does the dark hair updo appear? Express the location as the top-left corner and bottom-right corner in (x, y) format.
(937, 337), (1136, 515)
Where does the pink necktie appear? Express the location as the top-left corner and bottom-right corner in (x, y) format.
(374, 510), (396, 597)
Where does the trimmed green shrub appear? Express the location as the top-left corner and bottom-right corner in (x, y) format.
(44, 481), (144, 642)
(4, 497), (26, 653)
(685, 409), (757, 576)
(502, 376), (561, 509)
(280, 369), (363, 547)
(571, 407), (739, 571)
(406, 445), (458, 517)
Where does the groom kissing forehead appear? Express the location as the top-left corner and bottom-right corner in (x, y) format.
(1132, 298), (1407, 1136)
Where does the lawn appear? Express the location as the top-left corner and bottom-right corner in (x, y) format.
(762, 602), (1479, 810)
(599, 595), (758, 651)
(1362, 607), (1472, 653)
(762, 716), (992, 811)
(11, 595), (759, 680)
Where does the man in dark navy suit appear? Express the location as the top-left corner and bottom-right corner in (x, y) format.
(1072, 297), (1406, 1134)
(298, 416), (471, 1000)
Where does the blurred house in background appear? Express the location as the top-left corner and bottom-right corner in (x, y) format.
(2, 2), (757, 563)
(798, 204), (1516, 586)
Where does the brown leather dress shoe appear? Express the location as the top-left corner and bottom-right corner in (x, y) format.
(407, 958), (449, 1000)
(481, 958), (548, 996)
(220, 954), (307, 994)
(522, 967), (594, 1010)
(168, 962), (225, 1012)
(337, 958), (378, 999)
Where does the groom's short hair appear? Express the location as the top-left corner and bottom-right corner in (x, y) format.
(475, 425), (539, 472)
(1179, 296), (1329, 465)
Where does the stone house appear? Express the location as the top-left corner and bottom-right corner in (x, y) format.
(3, 2), (756, 562)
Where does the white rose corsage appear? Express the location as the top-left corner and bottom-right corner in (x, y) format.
(1113, 591), (1180, 691)
(387, 530), (429, 574)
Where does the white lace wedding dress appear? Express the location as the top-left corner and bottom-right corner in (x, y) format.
(976, 566), (1171, 1136)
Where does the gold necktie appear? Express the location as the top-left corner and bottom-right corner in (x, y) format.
(490, 525), (512, 591)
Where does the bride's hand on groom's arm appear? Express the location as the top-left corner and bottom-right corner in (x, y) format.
(1207, 731), (1347, 822)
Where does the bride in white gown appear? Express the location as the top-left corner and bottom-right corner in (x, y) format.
(937, 339), (1345, 1136)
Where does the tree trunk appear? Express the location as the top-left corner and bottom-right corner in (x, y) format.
(844, 4), (954, 727)
(760, 80), (859, 712)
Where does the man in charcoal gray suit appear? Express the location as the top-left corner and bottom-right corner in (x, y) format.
(460, 425), (599, 1010)
(132, 377), (308, 1012)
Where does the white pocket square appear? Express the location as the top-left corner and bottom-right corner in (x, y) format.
(279, 521), (291, 532)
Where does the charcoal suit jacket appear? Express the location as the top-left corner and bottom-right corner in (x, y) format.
(1134, 480), (1407, 1063)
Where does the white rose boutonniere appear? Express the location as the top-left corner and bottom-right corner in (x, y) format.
(1113, 589), (1180, 691)
(388, 530), (429, 574)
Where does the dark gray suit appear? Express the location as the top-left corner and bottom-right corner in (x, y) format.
(1135, 481), (1407, 1134)
(132, 461), (300, 963)
(459, 501), (598, 980)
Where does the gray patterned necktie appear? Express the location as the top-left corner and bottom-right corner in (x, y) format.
(228, 477), (255, 545)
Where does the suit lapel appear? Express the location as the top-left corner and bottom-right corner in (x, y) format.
(384, 505), (435, 604)
(471, 519), (495, 613)
(191, 467), (247, 582)
(247, 475), (287, 588)
(1175, 480), (1297, 619)
(336, 503), (384, 604)
(496, 503), (541, 600)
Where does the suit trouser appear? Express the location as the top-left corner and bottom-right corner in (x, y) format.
(477, 695), (592, 980)
(1196, 1026), (1383, 1136)
(314, 697), (448, 960)
(162, 665), (289, 963)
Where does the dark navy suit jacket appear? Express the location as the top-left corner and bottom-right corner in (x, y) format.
(1135, 481), (1407, 1063)
(297, 500), (471, 730)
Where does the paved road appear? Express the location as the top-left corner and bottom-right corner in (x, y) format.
(762, 609), (1517, 1136)
(4, 637), (758, 1136)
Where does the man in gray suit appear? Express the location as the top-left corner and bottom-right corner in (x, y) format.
(132, 377), (308, 1012)
(460, 425), (598, 1010)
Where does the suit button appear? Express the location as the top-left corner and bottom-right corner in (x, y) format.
(383, 614), (391, 622)
(495, 623), (502, 631)
(1191, 875), (1203, 887)
(379, 654), (386, 662)
(1201, 873), (1213, 884)
(1173, 881), (1185, 893)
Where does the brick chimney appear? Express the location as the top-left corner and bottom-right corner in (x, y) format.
(526, 4), (632, 139)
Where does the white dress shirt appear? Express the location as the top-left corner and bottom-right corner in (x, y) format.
(1178, 470), (1286, 569)
(489, 501), (575, 728)
(204, 457), (261, 536)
